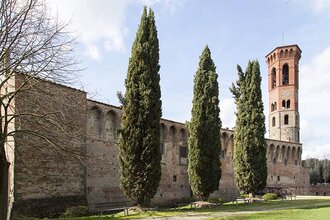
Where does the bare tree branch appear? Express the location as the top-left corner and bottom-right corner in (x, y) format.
(0, 0), (82, 219)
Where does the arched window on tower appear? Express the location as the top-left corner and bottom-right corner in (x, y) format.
(282, 64), (289, 85)
(289, 48), (293, 57)
(274, 102), (277, 110)
(271, 103), (274, 112)
(282, 100), (290, 109)
(271, 67), (276, 88)
(284, 114), (289, 125)
(272, 117), (276, 127)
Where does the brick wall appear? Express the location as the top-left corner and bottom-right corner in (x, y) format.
(12, 75), (87, 217)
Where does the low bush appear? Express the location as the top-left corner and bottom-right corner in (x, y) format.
(61, 206), (90, 218)
(262, 193), (278, 201)
(207, 198), (224, 204)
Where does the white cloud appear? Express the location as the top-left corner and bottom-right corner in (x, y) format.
(300, 46), (330, 157)
(85, 44), (100, 60)
(46, 0), (131, 59)
(45, 0), (186, 59)
(292, 0), (330, 13)
(310, 0), (330, 13)
(302, 144), (330, 159)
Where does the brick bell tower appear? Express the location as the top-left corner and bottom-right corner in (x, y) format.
(266, 45), (302, 143)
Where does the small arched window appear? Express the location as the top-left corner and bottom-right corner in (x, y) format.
(287, 100), (290, 109)
(271, 103), (274, 112)
(282, 100), (286, 108)
(271, 68), (276, 88)
(282, 64), (289, 85)
(89, 106), (102, 136)
(169, 126), (176, 145)
(104, 110), (117, 140)
(274, 102), (277, 110)
(272, 117), (276, 127)
(284, 114), (289, 125)
(180, 129), (187, 142)
(221, 132), (229, 158)
(160, 123), (166, 154)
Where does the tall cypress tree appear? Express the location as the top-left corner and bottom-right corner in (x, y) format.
(230, 60), (267, 197)
(118, 7), (162, 206)
(188, 46), (221, 201)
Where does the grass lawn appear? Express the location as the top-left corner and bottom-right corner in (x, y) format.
(52, 196), (330, 220)
(208, 206), (330, 219)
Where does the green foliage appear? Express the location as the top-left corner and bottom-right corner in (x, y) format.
(188, 46), (221, 201)
(61, 206), (90, 217)
(304, 158), (330, 184)
(116, 91), (125, 106)
(262, 193), (278, 201)
(310, 169), (321, 185)
(118, 7), (162, 206)
(231, 61), (267, 195)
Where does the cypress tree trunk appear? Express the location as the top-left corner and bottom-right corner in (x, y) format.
(118, 7), (161, 207)
(0, 146), (9, 220)
(188, 46), (221, 201)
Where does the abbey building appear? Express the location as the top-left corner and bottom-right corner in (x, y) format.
(6, 45), (327, 217)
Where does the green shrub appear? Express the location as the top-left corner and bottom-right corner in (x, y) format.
(207, 198), (224, 204)
(262, 193), (278, 201)
(61, 206), (90, 217)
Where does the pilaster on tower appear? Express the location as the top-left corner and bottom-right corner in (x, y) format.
(265, 45), (301, 143)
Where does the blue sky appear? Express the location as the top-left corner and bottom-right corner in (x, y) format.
(46, 0), (330, 159)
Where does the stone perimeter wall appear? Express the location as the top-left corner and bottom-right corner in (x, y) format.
(85, 101), (309, 210)
(12, 78), (313, 217)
